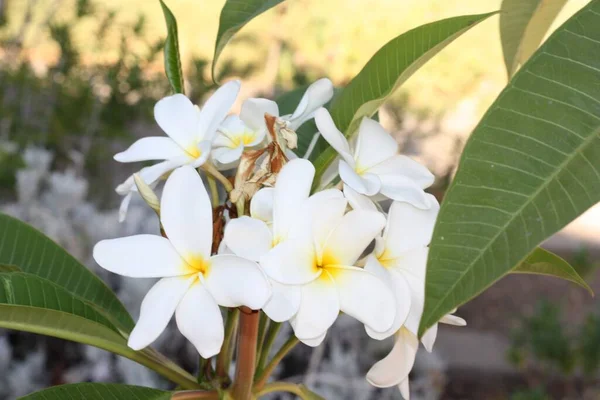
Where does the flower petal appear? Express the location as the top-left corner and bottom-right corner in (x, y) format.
(378, 175), (432, 208)
(308, 196), (347, 254)
(383, 196), (440, 257)
(339, 160), (380, 196)
(128, 276), (195, 350)
(366, 328), (418, 388)
(161, 166), (213, 262)
(287, 78), (334, 130)
(240, 98), (279, 131)
(262, 280), (301, 322)
(322, 209), (385, 266)
(354, 118), (398, 171)
(250, 188), (274, 223)
(212, 143), (244, 165)
(299, 332), (326, 347)
(154, 94), (199, 151)
(441, 313), (467, 326)
(114, 137), (185, 163)
(394, 247), (429, 335)
(175, 282), (224, 358)
(93, 235), (185, 278)
(364, 257), (411, 340)
(118, 192), (133, 223)
(197, 80), (240, 143)
(328, 265), (395, 333)
(421, 323), (438, 353)
(223, 216), (272, 262)
(343, 184), (377, 211)
(314, 108), (354, 164)
(369, 155), (434, 189)
(139, 158), (187, 186)
(272, 159), (314, 241)
(260, 239), (320, 285)
(205, 255), (272, 309)
(399, 378), (410, 400)
(290, 271), (339, 340)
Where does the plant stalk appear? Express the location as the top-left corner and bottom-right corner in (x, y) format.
(256, 321), (281, 373)
(255, 382), (324, 399)
(231, 308), (260, 400)
(171, 390), (219, 400)
(254, 336), (299, 390)
(216, 308), (239, 378)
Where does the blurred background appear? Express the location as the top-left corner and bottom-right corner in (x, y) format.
(0, 0), (598, 399)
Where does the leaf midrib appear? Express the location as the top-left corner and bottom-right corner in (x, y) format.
(424, 120), (600, 329)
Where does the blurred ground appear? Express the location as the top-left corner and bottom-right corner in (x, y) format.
(1, 0), (599, 399)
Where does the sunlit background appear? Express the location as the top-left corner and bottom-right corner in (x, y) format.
(0, 0), (598, 399)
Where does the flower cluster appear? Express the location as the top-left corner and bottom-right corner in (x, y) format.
(93, 78), (465, 398)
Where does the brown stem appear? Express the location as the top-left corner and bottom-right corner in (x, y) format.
(171, 390), (219, 400)
(231, 308), (260, 400)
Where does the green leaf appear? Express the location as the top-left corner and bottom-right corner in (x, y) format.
(0, 264), (20, 272)
(0, 272), (119, 331)
(500, 0), (568, 77)
(420, 0), (600, 336)
(309, 12), (497, 185)
(212, 0), (285, 81)
(18, 383), (172, 400)
(160, 0), (184, 94)
(512, 247), (593, 295)
(0, 213), (134, 330)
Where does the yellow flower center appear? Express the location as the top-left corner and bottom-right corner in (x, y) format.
(181, 255), (211, 276)
(185, 144), (202, 159)
(377, 249), (396, 269)
(230, 132), (256, 148)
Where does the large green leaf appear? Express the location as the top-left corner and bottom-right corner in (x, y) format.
(160, 0), (184, 94)
(512, 247), (593, 295)
(420, 0), (600, 336)
(0, 272), (118, 331)
(309, 12), (496, 185)
(0, 213), (133, 330)
(19, 383), (171, 400)
(500, 0), (568, 77)
(212, 0), (285, 81)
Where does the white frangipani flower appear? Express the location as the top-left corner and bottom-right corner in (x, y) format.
(223, 160), (316, 323)
(93, 166), (271, 358)
(315, 108), (435, 208)
(236, 160), (396, 344)
(114, 80), (241, 221)
(239, 78), (334, 143)
(364, 197), (465, 398)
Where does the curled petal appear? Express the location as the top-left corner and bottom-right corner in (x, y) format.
(262, 280), (302, 322)
(441, 313), (467, 326)
(328, 265), (395, 334)
(395, 247), (430, 336)
(378, 175), (432, 209)
(369, 155), (435, 189)
(224, 216), (272, 262)
(421, 323), (438, 353)
(114, 137), (185, 163)
(299, 332), (327, 347)
(128, 276), (195, 350)
(290, 271), (339, 340)
(366, 328), (418, 388)
(339, 160), (380, 196)
(314, 108), (354, 164)
(176, 282), (224, 358)
(205, 255), (272, 310)
(354, 118), (399, 171)
(161, 166), (213, 263)
(212, 143), (244, 165)
(287, 78), (334, 130)
(94, 235), (185, 278)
